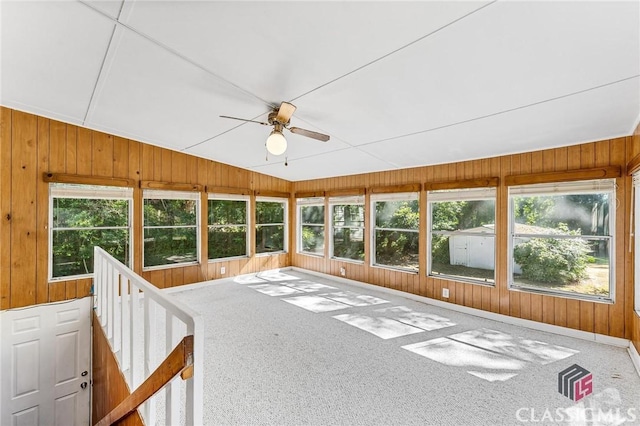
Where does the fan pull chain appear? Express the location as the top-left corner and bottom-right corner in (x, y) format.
(285, 156), (288, 167)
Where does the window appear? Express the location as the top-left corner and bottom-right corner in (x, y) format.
(330, 196), (365, 262)
(371, 192), (419, 272)
(509, 179), (615, 301)
(297, 198), (325, 256)
(208, 194), (249, 260)
(256, 197), (287, 254)
(50, 183), (132, 280)
(143, 190), (199, 269)
(428, 187), (496, 285)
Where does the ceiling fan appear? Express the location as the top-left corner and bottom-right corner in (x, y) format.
(220, 102), (330, 156)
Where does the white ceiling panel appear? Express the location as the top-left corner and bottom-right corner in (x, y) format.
(296, 1), (640, 145)
(0, 1), (115, 124)
(83, 0), (124, 19)
(251, 148), (395, 182)
(86, 28), (266, 151)
(1, 1), (639, 182)
(122, 1), (491, 104)
(360, 78), (640, 169)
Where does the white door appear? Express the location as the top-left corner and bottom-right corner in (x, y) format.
(0, 297), (91, 426)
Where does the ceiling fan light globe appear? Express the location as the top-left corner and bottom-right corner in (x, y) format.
(266, 131), (287, 155)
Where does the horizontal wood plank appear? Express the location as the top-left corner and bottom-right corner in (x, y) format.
(369, 183), (421, 194)
(424, 177), (499, 191)
(505, 166), (621, 186)
(140, 180), (203, 192)
(326, 188), (366, 197)
(255, 189), (290, 198)
(206, 186), (253, 196)
(295, 191), (325, 198)
(43, 172), (136, 187)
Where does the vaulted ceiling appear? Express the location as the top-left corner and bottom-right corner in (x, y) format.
(2, 1), (639, 181)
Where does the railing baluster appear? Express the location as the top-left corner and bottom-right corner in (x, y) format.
(143, 296), (157, 425)
(130, 282), (140, 388)
(107, 263), (114, 342)
(121, 276), (130, 377)
(166, 313), (180, 426)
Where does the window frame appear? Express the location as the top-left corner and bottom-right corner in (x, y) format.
(255, 196), (288, 255)
(370, 192), (420, 273)
(508, 179), (616, 302)
(427, 187), (497, 286)
(207, 193), (250, 262)
(49, 183), (133, 281)
(329, 195), (365, 263)
(297, 197), (326, 257)
(142, 189), (200, 271)
(634, 172), (640, 314)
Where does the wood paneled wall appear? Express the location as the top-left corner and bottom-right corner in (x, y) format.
(293, 136), (638, 340)
(0, 107), (291, 309)
(92, 313), (144, 426)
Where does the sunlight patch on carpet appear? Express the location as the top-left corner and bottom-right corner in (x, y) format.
(448, 328), (579, 365)
(320, 291), (389, 307)
(333, 313), (424, 339)
(282, 295), (351, 313)
(375, 306), (456, 331)
(249, 284), (304, 297)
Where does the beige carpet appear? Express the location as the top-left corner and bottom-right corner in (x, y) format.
(169, 269), (640, 426)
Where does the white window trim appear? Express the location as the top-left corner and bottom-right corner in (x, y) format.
(426, 187), (497, 286)
(207, 193), (250, 262)
(297, 198), (325, 257)
(49, 183), (134, 281)
(507, 179), (616, 303)
(329, 197), (365, 263)
(370, 192), (419, 273)
(256, 196), (288, 255)
(142, 189), (200, 271)
(634, 172), (640, 314)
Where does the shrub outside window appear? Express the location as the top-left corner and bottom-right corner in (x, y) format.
(330, 196), (365, 262)
(256, 197), (287, 254)
(372, 192), (419, 272)
(50, 184), (133, 280)
(428, 188), (496, 285)
(143, 190), (199, 269)
(208, 194), (249, 260)
(297, 198), (325, 256)
(509, 179), (615, 301)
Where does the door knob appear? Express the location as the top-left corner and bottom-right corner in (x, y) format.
(80, 382), (87, 390)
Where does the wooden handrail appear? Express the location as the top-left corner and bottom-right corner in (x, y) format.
(95, 335), (194, 426)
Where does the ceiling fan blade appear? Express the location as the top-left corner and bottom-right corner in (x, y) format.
(275, 102), (297, 124)
(219, 115), (270, 126)
(289, 127), (330, 142)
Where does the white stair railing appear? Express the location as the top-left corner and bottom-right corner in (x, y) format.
(93, 247), (203, 425)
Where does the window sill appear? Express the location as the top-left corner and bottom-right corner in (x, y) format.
(297, 251), (325, 258)
(143, 261), (199, 272)
(208, 256), (249, 263)
(330, 257), (365, 265)
(509, 284), (614, 304)
(428, 273), (495, 287)
(49, 274), (93, 283)
(371, 263), (419, 275)
(255, 251), (287, 257)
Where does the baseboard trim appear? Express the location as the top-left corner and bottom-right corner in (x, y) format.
(629, 342), (640, 378)
(289, 266), (630, 349)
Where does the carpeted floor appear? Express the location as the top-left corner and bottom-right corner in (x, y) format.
(169, 269), (640, 426)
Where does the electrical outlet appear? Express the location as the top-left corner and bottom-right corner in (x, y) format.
(340, 267), (346, 277)
(220, 266), (226, 274)
(442, 288), (450, 298)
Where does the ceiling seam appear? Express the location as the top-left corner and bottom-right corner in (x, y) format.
(356, 74), (640, 148)
(81, 10), (120, 125)
(77, 0), (272, 110)
(288, 0), (498, 104)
